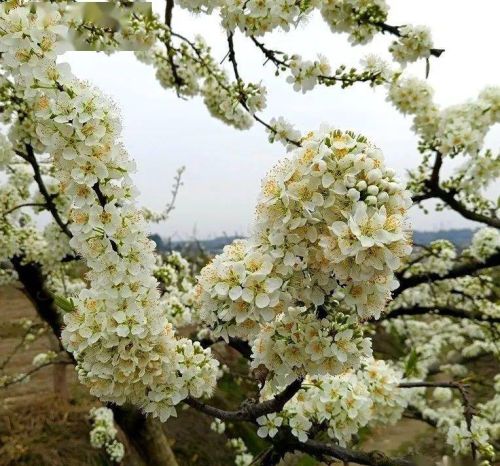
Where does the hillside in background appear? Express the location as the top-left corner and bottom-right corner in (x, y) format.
(151, 228), (476, 255)
(413, 228), (475, 248)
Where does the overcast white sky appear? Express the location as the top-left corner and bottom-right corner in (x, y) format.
(63, 1), (500, 240)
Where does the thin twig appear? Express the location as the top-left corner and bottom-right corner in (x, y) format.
(381, 305), (500, 323)
(2, 202), (47, 217)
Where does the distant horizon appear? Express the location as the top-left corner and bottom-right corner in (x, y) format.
(151, 226), (478, 243)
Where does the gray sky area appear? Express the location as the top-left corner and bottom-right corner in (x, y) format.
(63, 1), (500, 240)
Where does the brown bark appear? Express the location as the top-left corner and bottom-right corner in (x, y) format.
(48, 332), (69, 400)
(113, 405), (179, 466)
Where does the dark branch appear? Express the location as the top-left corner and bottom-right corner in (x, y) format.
(10, 256), (65, 340)
(165, 0), (174, 27)
(0, 360), (72, 389)
(286, 436), (415, 466)
(382, 305), (500, 324)
(412, 151), (499, 228)
(16, 145), (72, 238)
(199, 336), (252, 360)
(394, 251), (500, 297)
(185, 377), (303, 421)
(2, 202), (47, 217)
(162, 0), (185, 97)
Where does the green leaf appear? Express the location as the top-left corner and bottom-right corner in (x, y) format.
(53, 294), (75, 313)
(404, 349), (419, 378)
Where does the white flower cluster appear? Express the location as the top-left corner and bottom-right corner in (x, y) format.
(286, 55), (331, 93)
(320, 0), (389, 45)
(388, 77), (500, 156)
(154, 252), (198, 327)
(176, 0), (223, 14)
(0, 153), (75, 283)
(385, 305), (499, 379)
(454, 150), (500, 195)
(403, 240), (457, 278)
(0, 164), (39, 265)
(438, 100), (498, 156)
(1, 218), (71, 271)
(387, 76), (438, 140)
(408, 385), (496, 464)
(0, 267), (18, 286)
(210, 418), (226, 434)
(360, 54), (393, 82)
(0, 132), (13, 168)
(257, 358), (407, 445)
(252, 307), (371, 385)
(137, 33), (267, 130)
(447, 419), (492, 460)
(204, 78), (266, 129)
(175, 0), (433, 69)
(433, 387), (453, 403)
(0, 3), (218, 421)
(267, 117), (301, 150)
(389, 25), (434, 65)
(75, 7), (157, 53)
(220, 0), (308, 36)
(89, 407), (125, 464)
(477, 375), (500, 444)
(468, 228), (500, 263)
(196, 127), (412, 382)
(148, 43), (201, 98)
(227, 437), (254, 466)
(32, 350), (57, 367)
(47, 271), (87, 298)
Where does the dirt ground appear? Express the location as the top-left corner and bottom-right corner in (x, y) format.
(0, 285), (111, 465)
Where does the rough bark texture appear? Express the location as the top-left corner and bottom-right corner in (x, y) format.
(11, 256), (64, 341)
(113, 406), (179, 466)
(48, 332), (69, 400)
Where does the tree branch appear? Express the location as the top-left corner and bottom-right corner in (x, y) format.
(11, 255), (65, 340)
(2, 202), (47, 217)
(0, 360), (72, 389)
(412, 151), (499, 228)
(381, 305), (500, 324)
(250, 36), (382, 87)
(169, 30), (301, 146)
(185, 377), (303, 421)
(16, 145), (72, 238)
(163, 0), (185, 96)
(286, 436), (415, 466)
(394, 251), (500, 297)
(165, 0), (174, 27)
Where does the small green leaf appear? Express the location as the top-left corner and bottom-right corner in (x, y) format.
(404, 349), (419, 378)
(53, 294), (75, 313)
